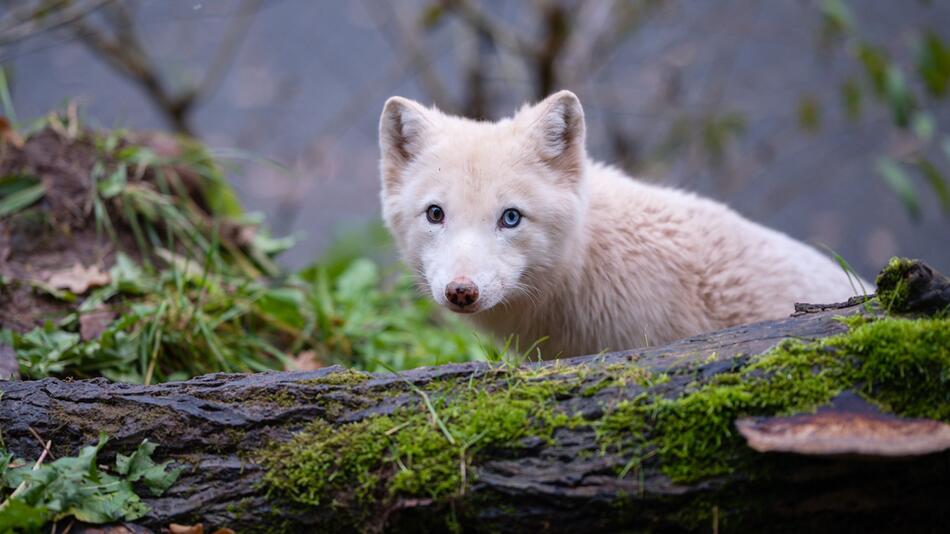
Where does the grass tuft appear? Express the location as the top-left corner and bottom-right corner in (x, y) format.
(1, 113), (491, 382)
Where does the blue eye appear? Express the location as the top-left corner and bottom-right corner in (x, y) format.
(499, 208), (522, 228)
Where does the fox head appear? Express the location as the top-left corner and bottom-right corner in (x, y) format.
(378, 90), (589, 315)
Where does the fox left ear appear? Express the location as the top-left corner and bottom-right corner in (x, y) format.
(379, 96), (432, 190)
(526, 90), (586, 178)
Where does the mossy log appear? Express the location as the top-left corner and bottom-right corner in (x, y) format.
(1, 260), (949, 533)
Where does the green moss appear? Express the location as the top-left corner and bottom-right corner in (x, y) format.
(875, 256), (916, 313)
(582, 363), (661, 397)
(242, 389), (299, 408)
(262, 417), (390, 506)
(225, 497), (253, 521)
(301, 368), (371, 386)
(834, 312), (871, 329)
(49, 401), (181, 444)
(259, 367), (583, 510)
(845, 315), (950, 419)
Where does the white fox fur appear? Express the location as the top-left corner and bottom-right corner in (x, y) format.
(378, 90), (864, 358)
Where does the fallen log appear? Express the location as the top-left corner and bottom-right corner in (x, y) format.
(2, 259), (949, 533)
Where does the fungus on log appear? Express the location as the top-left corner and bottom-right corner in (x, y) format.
(1, 259), (949, 533)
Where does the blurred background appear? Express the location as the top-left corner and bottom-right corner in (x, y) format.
(3, 0), (949, 278)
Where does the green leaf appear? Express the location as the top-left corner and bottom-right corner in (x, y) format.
(701, 112), (746, 164)
(840, 79), (862, 120)
(912, 112), (935, 142)
(0, 67), (18, 124)
(336, 259), (380, 299)
(858, 44), (889, 97)
(0, 451), (12, 481)
(421, 4), (445, 28)
(72, 433), (109, 476)
(109, 253), (150, 294)
(97, 164), (128, 199)
(797, 96), (821, 133)
(114, 145), (158, 167)
(14, 325), (81, 377)
(0, 182), (45, 218)
(0, 175), (38, 197)
(820, 0), (853, 37)
(917, 31), (950, 98)
(115, 440), (182, 496)
(203, 178), (244, 218)
(0, 498), (49, 532)
(252, 231), (296, 256)
(68, 485), (148, 523)
(884, 66), (915, 128)
(28, 280), (77, 303)
(917, 158), (950, 214)
(177, 139), (244, 217)
(0, 434), (180, 529)
(877, 157), (920, 220)
(258, 288), (308, 329)
(102, 133), (120, 154)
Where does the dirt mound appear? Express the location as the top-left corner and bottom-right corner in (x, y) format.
(1, 128), (119, 331)
(0, 124), (261, 333)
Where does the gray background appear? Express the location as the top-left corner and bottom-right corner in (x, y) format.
(4, 0), (949, 279)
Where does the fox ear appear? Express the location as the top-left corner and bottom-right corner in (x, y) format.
(379, 96), (431, 189)
(526, 90), (586, 177)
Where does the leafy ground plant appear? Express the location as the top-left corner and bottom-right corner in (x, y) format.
(0, 109), (488, 382)
(0, 435), (180, 532)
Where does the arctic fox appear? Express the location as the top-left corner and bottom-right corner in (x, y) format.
(378, 90), (863, 358)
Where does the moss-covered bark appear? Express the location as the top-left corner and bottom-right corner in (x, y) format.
(1, 259), (948, 533)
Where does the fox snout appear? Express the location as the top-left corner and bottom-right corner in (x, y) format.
(445, 277), (479, 310)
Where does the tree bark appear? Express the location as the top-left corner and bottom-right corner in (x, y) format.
(2, 262), (949, 533)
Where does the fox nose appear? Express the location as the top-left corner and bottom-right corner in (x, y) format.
(445, 278), (479, 308)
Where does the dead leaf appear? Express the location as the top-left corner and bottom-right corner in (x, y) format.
(80, 308), (117, 341)
(155, 248), (205, 279)
(45, 263), (110, 294)
(0, 116), (24, 148)
(139, 131), (182, 159)
(236, 224), (257, 247)
(165, 525), (232, 534)
(0, 343), (18, 380)
(286, 350), (324, 371)
(73, 525), (147, 534)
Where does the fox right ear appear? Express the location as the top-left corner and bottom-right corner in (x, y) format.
(379, 97), (430, 189)
(523, 90), (587, 181)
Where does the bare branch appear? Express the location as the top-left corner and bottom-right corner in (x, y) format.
(369, 0), (457, 113)
(70, 7), (195, 134)
(192, 0), (263, 106)
(439, 0), (539, 59)
(63, 0), (262, 136)
(0, 0), (114, 47)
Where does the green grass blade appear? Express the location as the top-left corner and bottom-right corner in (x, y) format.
(0, 67), (18, 124)
(0, 182), (45, 218)
(818, 244), (868, 296)
(376, 361), (457, 446)
(876, 157), (920, 220)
